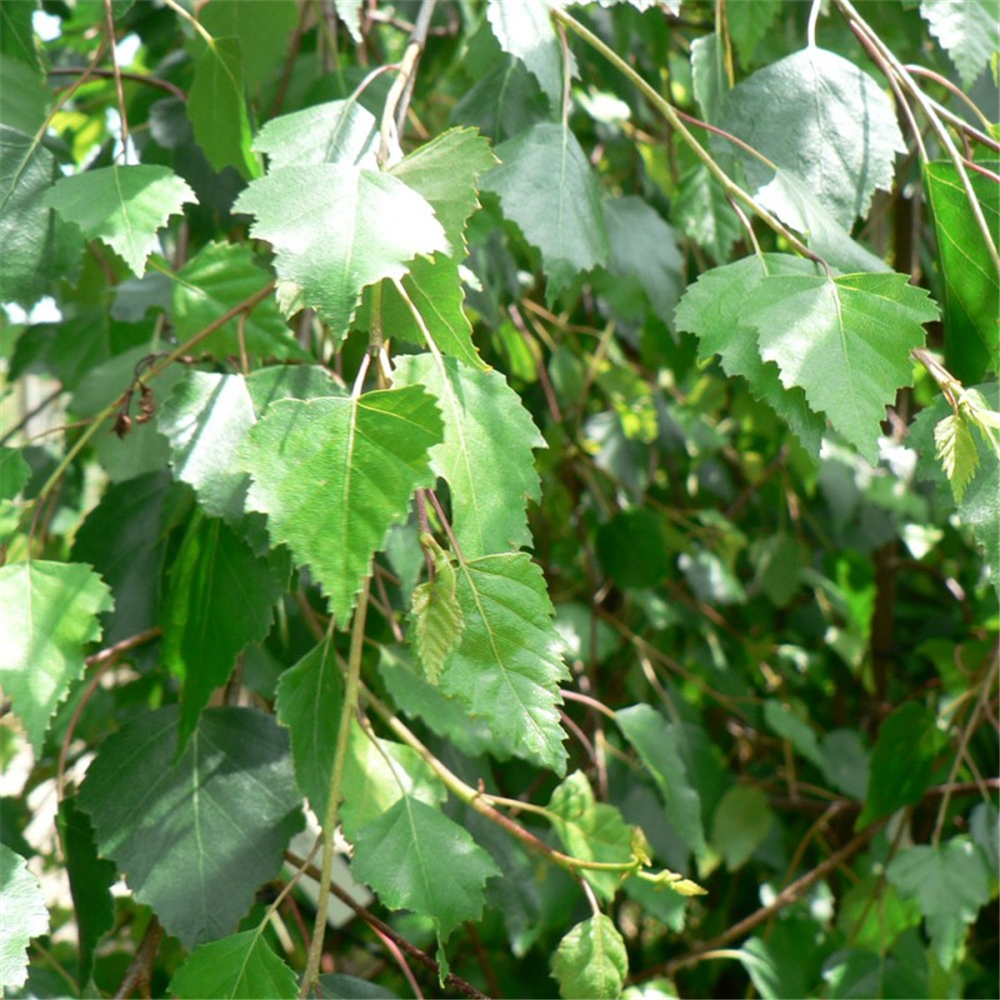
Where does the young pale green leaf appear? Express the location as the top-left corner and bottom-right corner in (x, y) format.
(920, 0), (1000, 88)
(483, 122), (609, 304)
(486, 0), (572, 104)
(0, 560), (113, 753)
(198, 0), (298, 90)
(1, 125), (83, 305)
(253, 100), (379, 170)
(390, 127), (497, 257)
(169, 930), (298, 1000)
(719, 47), (905, 229)
(188, 37), (257, 179)
(616, 704), (706, 859)
(350, 795), (500, 940)
(551, 914), (628, 1000)
(887, 838), (992, 970)
(77, 706), (304, 948)
(241, 387), (443, 623)
(43, 165), (196, 277)
(747, 271), (939, 461)
(340, 723), (445, 840)
(440, 553), (569, 772)
(275, 638), (342, 819)
(0, 844), (49, 995)
(410, 535), (464, 686)
(233, 165), (447, 336)
(394, 354), (544, 557)
(934, 413), (980, 504)
(674, 253), (827, 457)
(171, 242), (306, 360)
(711, 785), (774, 871)
(547, 771), (634, 901)
(924, 160), (999, 383)
(164, 514), (283, 747)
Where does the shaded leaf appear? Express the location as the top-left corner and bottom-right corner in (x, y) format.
(0, 844), (49, 995)
(741, 913), (826, 1000)
(551, 914), (628, 1000)
(671, 162), (741, 265)
(441, 553), (568, 772)
(483, 122), (609, 304)
(763, 699), (822, 767)
(351, 795), (500, 939)
(0, 446), (30, 501)
(0, 55), (48, 134)
(241, 387), (443, 623)
(78, 706), (304, 948)
(451, 57), (549, 143)
(199, 0), (298, 89)
(169, 930), (298, 999)
(0, 560), (113, 752)
(394, 354), (545, 557)
(43, 165), (196, 277)
(711, 785), (773, 871)
(410, 535), (464, 686)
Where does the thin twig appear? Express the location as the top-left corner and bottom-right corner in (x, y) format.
(113, 917), (163, 999)
(48, 66), (187, 101)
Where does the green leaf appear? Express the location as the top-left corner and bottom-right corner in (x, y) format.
(0, 446), (30, 501)
(934, 412), (980, 503)
(763, 699), (822, 767)
(188, 36), (257, 179)
(726, 0), (783, 67)
(169, 930), (298, 999)
(674, 254), (826, 457)
(711, 784), (774, 871)
(691, 32), (727, 124)
(719, 47), (905, 229)
(551, 914), (628, 1000)
(77, 706), (304, 948)
(483, 122), (609, 304)
(0, 844), (49, 995)
(451, 57), (549, 143)
(163, 514), (283, 747)
(441, 553), (569, 772)
(43, 165), (196, 277)
(741, 913), (825, 1000)
(858, 701), (947, 827)
(394, 354), (545, 556)
(547, 771), (633, 901)
(602, 195), (684, 324)
(350, 795), (500, 939)
(275, 638), (343, 819)
(616, 704), (706, 859)
(233, 166), (447, 335)
(920, 0), (1000, 88)
(0, 55), (48, 134)
(253, 100), (379, 170)
(57, 798), (117, 985)
(340, 724), (445, 840)
(0, 2), (41, 71)
(241, 387), (443, 623)
(171, 242), (306, 360)
(818, 729), (870, 801)
(887, 838), (992, 969)
(0, 125), (84, 305)
(671, 162), (741, 265)
(0, 560), (113, 753)
(410, 535), (464, 686)
(486, 0), (571, 103)
(748, 269), (938, 461)
(390, 127), (497, 258)
(198, 0), (298, 90)
(924, 159), (999, 382)
(332, 0), (363, 43)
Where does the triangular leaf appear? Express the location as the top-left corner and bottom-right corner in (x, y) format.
(394, 354), (545, 557)
(441, 553), (568, 772)
(486, 0), (572, 103)
(934, 412), (980, 503)
(483, 122), (609, 304)
(0, 845), (49, 994)
(233, 166), (447, 335)
(43, 164), (196, 277)
(0, 560), (113, 753)
(198, 0), (298, 90)
(551, 914), (628, 1000)
(253, 99), (379, 169)
(169, 929), (298, 1000)
(77, 706), (304, 948)
(920, 0), (1000, 88)
(241, 387), (443, 623)
(350, 795), (500, 940)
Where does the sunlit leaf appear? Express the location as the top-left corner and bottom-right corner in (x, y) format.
(170, 930), (298, 1000)
(551, 914), (628, 1000)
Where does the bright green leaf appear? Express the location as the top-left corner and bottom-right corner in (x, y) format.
(241, 387), (443, 623)
(199, 0), (298, 89)
(551, 914), (628, 1000)
(233, 166), (447, 335)
(0, 844), (49, 995)
(547, 771), (633, 901)
(483, 122), (609, 304)
(887, 838), (992, 969)
(77, 706), (304, 948)
(394, 353), (545, 557)
(169, 929), (298, 999)
(0, 56), (48, 134)
(43, 165), (196, 277)
(441, 553), (568, 772)
(934, 412), (980, 503)
(920, 0), (1000, 88)
(351, 795), (500, 939)
(712, 784), (773, 871)
(410, 536), (464, 685)
(0, 560), (113, 753)
(253, 100), (379, 170)
(616, 704), (706, 859)
(486, 0), (571, 103)
(726, 0), (783, 67)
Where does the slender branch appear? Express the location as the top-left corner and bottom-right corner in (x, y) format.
(160, 0), (215, 48)
(48, 66), (187, 101)
(113, 917), (163, 999)
(104, 0), (130, 161)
